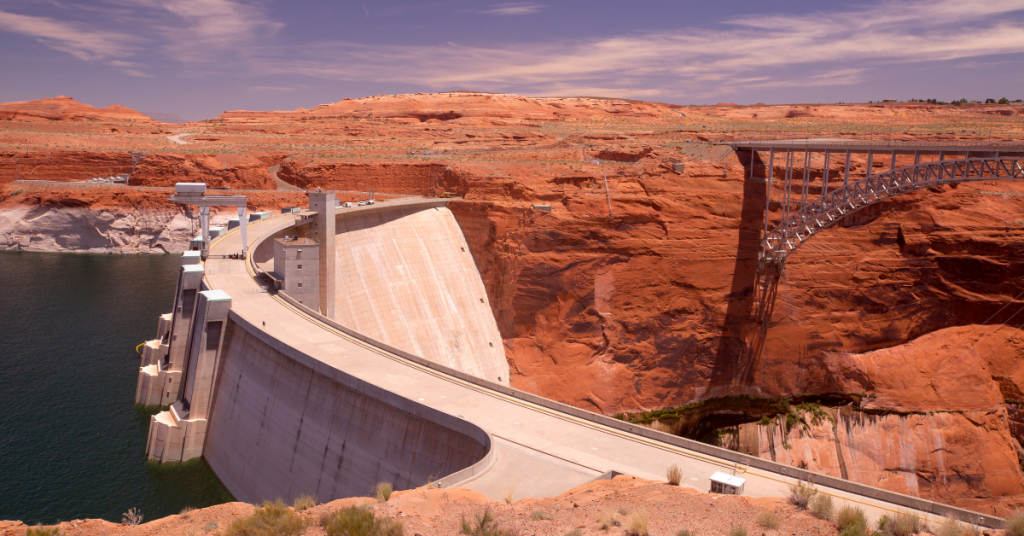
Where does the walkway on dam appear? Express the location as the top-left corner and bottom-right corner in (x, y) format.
(202, 204), (993, 528)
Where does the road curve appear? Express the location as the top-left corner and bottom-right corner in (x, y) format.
(202, 201), (1002, 529)
(167, 133), (192, 145)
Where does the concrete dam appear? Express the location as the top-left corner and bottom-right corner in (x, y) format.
(134, 192), (1005, 528)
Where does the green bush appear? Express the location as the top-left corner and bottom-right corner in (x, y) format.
(728, 526), (747, 536)
(788, 480), (817, 509)
(26, 527), (62, 536)
(1008, 510), (1024, 536)
(226, 500), (306, 536)
(757, 511), (779, 529)
(321, 506), (403, 536)
(808, 493), (834, 520)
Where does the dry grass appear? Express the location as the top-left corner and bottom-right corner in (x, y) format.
(321, 505), (403, 536)
(565, 530), (583, 536)
(1008, 510), (1024, 536)
(628, 509), (649, 536)
(879, 510), (922, 536)
(25, 527), (62, 536)
(835, 505), (869, 536)
(808, 493), (834, 520)
(121, 508), (144, 526)
(666, 464), (682, 486)
(374, 482), (394, 502)
(936, 517), (981, 536)
(225, 499), (305, 536)
(787, 480), (817, 509)
(459, 510), (507, 536)
(596, 510), (620, 530)
(293, 493), (317, 511)
(179, 506), (196, 516)
(727, 526), (747, 536)
(757, 511), (780, 529)
(530, 511), (553, 521)
(503, 485), (516, 505)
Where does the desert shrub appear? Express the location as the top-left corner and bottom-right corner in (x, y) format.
(503, 485), (515, 504)
(226, 499), (305, 536)
(204, 521), (219, 531)
(835, 505), (867, 531)
(26, 527), (62, 536)
(374, 482), (394, 502)
(808, 493), (834, 520)
(618, 507), (630, 516)
(885, 511), (922, 536)
(460, 510), (507, 536)
(596, 510), (620, 530)
(628, 509), (649, 536)
(565, 530), (583, 536)
(666, 463), (682, 486)
(1008, 510), (1024, 536)
(788, 480), (817, 509)
(876, 515), (891, 532)
(757, 511), (780, 529)
(121, 508), (144, 526)
(321, 506), (403, 536)
(727, 526), (747, 536)
(936, 517), (980, 536)
(180, 506), (195, 515)
(675, 531), (694, 536)
(293, 494), (317, 511)
(530, 511), (553, 521)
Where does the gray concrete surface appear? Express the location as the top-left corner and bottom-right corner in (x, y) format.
(199, 204), (1002, 529)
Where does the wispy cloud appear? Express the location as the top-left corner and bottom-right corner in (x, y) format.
(261, 0), (1024, 98)
(0, 9), (136, 61)
(476, 3), (545, 16)
(140, 0), (283, 62)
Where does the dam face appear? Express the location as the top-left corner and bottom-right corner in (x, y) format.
(332, 204), (509, 384)
(202, 316), (490, 503)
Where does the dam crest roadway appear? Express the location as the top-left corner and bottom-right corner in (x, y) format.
(136, 184), (1010, 529)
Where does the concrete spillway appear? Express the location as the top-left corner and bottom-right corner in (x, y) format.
(332, 204), (508, 384)
(134, 198), (1006, 529)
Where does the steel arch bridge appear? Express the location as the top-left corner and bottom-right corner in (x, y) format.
(764, 155), (1024, 264)
(722, 140), (1024, 367)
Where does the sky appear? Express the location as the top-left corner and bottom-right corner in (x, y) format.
(2, 0), (1024, 121)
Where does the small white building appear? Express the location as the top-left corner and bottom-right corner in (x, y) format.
(709, 472), (746, 495)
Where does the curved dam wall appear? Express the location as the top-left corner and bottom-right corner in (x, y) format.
(202, 312), (491, 504)
(331, 203), (509, 384)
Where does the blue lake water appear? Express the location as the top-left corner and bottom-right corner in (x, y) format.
(0, 251), (232, 525)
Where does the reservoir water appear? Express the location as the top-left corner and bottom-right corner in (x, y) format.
(0, 251), (232, 525)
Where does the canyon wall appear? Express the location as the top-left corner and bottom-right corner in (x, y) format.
(203, 314), (491, 504)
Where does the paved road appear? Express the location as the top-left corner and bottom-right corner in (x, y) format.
(268, 165), (302, 191)
(167, 133), (192, 145)
(203, 208), (993, 529)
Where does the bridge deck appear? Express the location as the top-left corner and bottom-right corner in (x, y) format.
(203, 202), (999, 528)
(728, 138), (1024, 155)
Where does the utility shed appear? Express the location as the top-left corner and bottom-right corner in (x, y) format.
(271, 237), (319, 309)
(709, 472), (746, 495)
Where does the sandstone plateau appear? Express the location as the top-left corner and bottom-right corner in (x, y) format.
(2, 92), (1023, 515)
